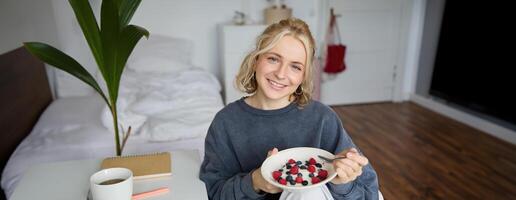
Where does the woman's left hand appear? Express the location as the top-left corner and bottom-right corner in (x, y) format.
(331, 148), (369, 185)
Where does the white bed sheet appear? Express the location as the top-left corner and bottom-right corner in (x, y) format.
(1, 94), (210, 198)
(102, 68), (223, 142)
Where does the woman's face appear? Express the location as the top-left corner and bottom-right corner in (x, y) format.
(254, 35), (306, 103)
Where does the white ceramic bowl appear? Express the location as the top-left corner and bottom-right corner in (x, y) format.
(260, 147), (338, 191)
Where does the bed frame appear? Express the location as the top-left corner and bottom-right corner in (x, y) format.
(0, 47), (52, 199)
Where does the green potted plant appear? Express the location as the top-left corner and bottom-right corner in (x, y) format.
(24, 0), (149, 156)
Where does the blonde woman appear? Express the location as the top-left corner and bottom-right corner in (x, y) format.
(200, 18), (379, 199)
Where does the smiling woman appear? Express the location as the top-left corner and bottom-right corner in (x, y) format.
(250, 36), (306, 110)
(235, 18), (315, 109)
(199, 18), (379, 200)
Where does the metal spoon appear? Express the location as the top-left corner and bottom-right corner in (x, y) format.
(318, 155), (347, 163)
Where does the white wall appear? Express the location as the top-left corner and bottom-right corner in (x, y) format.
(130, 0), (241, 79)
(49, 0), (322, 98)
(0, 1), (59, 54)
(48, 0), (99, 97)
(0, 0), (60, 98)
(2, 0), (420, 100)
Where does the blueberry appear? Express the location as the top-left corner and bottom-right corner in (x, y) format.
(286, 175), (293, 181)
(302, 181), (308, 186)
(315, 163), (322, 168)
(286, 171), (291, 175)
(296, 161), (302, 165)
(309, 173), (314, 177)
(289, 180), (296, 185)
(300, 165), (307, 169)
(286, 165), (291, 169)
(297, 173), (302, 177)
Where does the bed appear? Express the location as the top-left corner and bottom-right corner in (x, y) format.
(0, 36), (224, 199)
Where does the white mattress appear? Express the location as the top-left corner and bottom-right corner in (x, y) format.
(1, 95), (210, 198)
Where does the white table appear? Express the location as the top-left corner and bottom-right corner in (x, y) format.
(10, 150), (208, 200)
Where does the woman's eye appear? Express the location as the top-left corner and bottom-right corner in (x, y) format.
(292, 65), (302, 71)
(267, 57), (278, 63)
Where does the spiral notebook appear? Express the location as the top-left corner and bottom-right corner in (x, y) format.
(101, 152), (172, 180)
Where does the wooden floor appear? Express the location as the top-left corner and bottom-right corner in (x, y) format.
(332, 102), (516, 200)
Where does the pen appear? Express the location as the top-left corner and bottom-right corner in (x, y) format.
(132, 187), (169, 200)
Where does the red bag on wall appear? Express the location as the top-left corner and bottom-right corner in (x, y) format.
(325, 45), (346, 73)
(323, 9), (347, 74)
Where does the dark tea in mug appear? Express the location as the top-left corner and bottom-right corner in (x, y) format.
(99, 178), (125, 185)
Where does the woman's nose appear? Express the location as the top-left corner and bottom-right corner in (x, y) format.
(274, 64), (288, 79)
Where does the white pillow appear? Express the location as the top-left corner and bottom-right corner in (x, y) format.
(128, 34), (194, 65)
(139, 116), (211, 142)
(127, 56), (192, 73)
(126, 34), (194, 73)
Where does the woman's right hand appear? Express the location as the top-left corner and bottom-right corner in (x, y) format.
(251, 148), (282, 194)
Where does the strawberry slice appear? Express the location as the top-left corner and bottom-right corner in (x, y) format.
(311, 177), (321, 184)
(279, 178), (287, 185)
(272, 171), (282, 180)
(318, 169), (328, 179)
(290, 166), (299, 175)
(308, 165), (316, 173)
(295, 176), (303, 183)
(309, 158), (317, 165)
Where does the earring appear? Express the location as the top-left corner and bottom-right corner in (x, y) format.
(295, 86), (303, 95)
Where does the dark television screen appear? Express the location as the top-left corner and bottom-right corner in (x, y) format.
(429, 1), (516, 126)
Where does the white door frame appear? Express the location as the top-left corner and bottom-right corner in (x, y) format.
(317, 0), (427, 103)
(395, 0), (427, 102)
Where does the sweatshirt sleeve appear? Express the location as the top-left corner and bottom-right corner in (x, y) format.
(199, 119), (265, 200)
(322, 109), (380, 200)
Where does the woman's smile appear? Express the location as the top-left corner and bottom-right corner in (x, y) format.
(267, 78), (288, 90)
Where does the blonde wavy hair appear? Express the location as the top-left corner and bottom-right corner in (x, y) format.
(235, 18), (316, 107)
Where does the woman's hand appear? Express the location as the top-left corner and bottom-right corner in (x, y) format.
(331, 148), (369, 185)
(251, 148), (283, 194)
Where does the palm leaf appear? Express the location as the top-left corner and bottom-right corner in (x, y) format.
(111, 25), (149, 102)
(117, 25), (149, 70)
(24, 42), (110, 105)
(100, 0), (120, 104)
(68, 0), (104, 71)
(119, 0), (142, 27)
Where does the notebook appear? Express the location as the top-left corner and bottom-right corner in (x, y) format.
(101, 152), (172, 180)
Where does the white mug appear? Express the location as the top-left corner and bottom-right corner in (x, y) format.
(90, 168), (133, 200)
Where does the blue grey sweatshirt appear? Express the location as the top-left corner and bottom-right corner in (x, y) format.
(199, 98), (379, 200)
